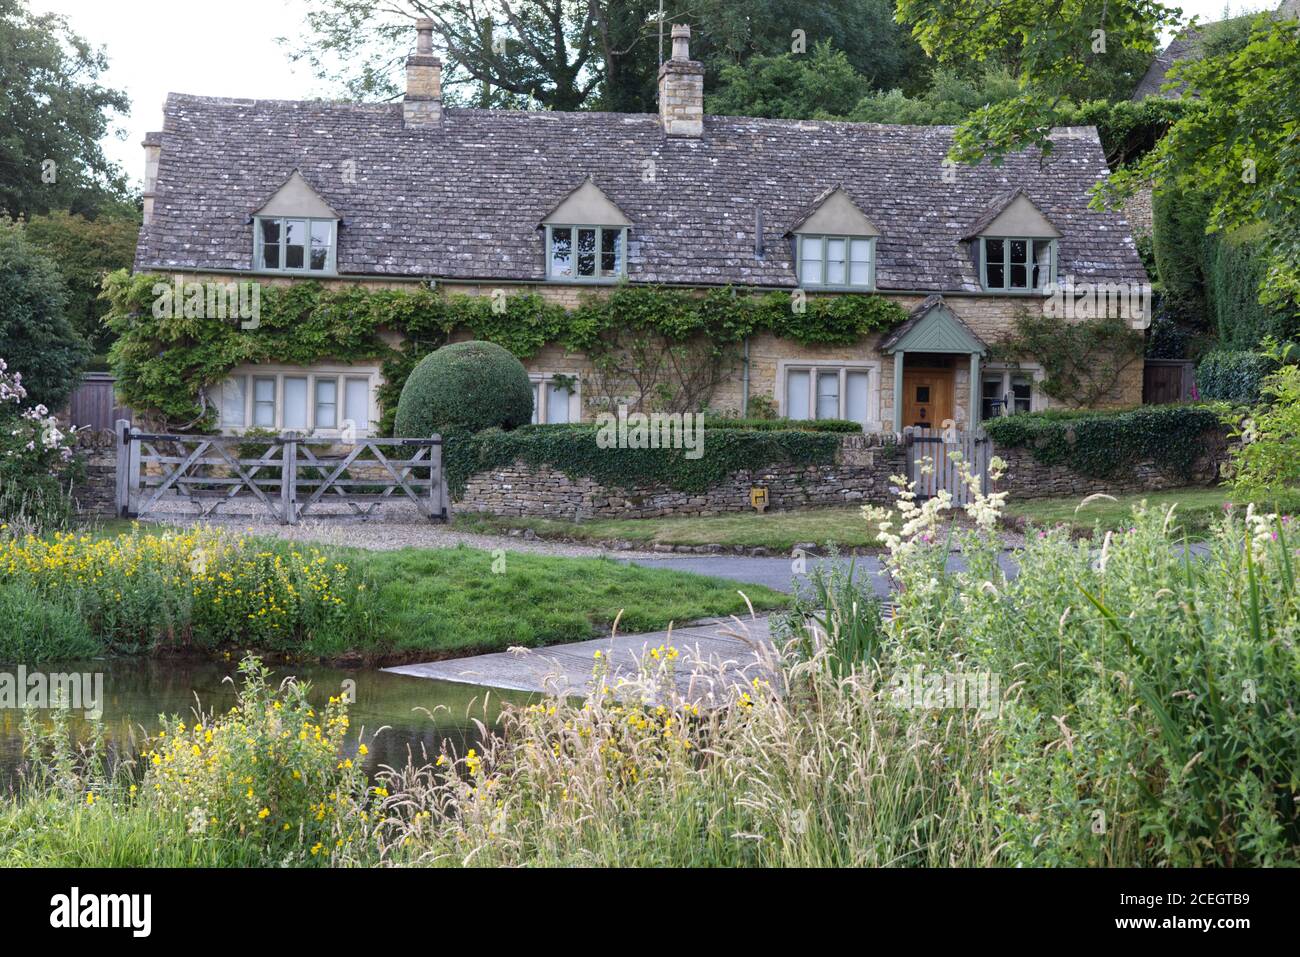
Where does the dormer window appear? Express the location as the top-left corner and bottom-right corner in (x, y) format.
(787, 186), (879, 291)
(798, 235), (874, 288)
(964, 189), (1061, 293)
(541, 177), (632, 283)
(980, 237), (1055, 291)
(250, 169), (341, 275)
(546, 225), (626, 281)
(255, 217), (336, 273)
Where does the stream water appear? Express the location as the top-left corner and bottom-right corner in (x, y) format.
(0, 657), (531, 790)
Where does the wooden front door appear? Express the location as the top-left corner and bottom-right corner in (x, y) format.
(902, 366), (954, 429)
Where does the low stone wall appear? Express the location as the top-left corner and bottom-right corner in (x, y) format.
(459, 433), (907, 520)
(458, 430), (1229, 519)
(993, 429), (1227, 501)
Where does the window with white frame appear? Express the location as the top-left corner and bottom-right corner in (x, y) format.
(980, 367), (1037, 420)
(797, 235), (874, 289)
(980, 237), (1054, 292)
(254, 217), (337, 273)
(781, 364), (874, 426)
(530, 375), (581, 424)
(214, 366), (378, 434)
(546, 226), (626, 281)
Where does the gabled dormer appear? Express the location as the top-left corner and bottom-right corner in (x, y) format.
(252, 170), (340, 274)
(962, 188), (1060, 293)
(541, 177), (632, 282)
(788, 186), (880, 290)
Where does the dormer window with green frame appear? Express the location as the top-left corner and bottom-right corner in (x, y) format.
(545, 225), (627, 281)
(798, 235), (875, 289)
(541, 177), (632, 283)
(787, 186), (880, 291)
(965, 189), (1061, 293)
(980, 237), (1056, 292)
(255, 217), (337, 273)
(250, 170), (341, 275)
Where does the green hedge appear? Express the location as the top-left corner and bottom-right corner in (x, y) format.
(983, 405), (1224, 479)
(1204, 227), (1298, 351)
(702, 417), (862, 433)
(443, 424), (847, 498)
(1196, 350), (1274, 404)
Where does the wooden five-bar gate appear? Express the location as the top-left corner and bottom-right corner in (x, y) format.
(905, 427), (991, 505)
(114, 420), (447, 524)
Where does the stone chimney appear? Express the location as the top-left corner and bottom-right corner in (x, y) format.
(404, 18), (443, 127)
(141, 132), (162, 225)
(658, 24), (703, 137)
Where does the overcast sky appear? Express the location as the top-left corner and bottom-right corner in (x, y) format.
(30, 0), (1278, 190)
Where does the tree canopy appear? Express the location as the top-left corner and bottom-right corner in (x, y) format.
(0, 0), (132, 218)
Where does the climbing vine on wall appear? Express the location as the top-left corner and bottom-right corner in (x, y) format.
(989, 311), (1144, 409)
(102, 271), (908, 430)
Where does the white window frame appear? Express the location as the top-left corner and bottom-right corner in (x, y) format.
(776, 360), (880, 429)
(544, 225), (628, 282)
(979, 236), (1056, 293)
(253, 216), (338, 275)
(214, 364), (381, 437)
(529, 373), (582, 424)
(796, 235), (875, 290)
(979, 363), (1044, 421)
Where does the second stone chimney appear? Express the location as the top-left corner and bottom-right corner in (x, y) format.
(658, 24), (703, 137)
(141, 132), (162, 225)
(404, 18), (443, 127)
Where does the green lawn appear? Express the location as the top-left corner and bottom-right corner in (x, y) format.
(342, 544), (786, 659)
(454, 506), (879, 552)
(1005, 486), (1300, 536)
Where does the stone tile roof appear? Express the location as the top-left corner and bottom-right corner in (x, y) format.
(1130, 30), (1202, 101)
(135, 94), (1147, 290)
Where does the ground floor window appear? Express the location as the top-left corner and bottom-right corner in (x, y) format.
(214, 365), (379, 435)
(530, 374), (580, 424)
(980, 366), (1037, 421)
(780, 363), (875, 426)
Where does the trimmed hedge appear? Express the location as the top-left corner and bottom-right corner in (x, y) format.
(702, 417), (863, 433)
(1204, 227), (1298, 351)
(394, 340), (533, 436)
(1196, 350), (1274, 404)
(983, 404), (1225, 479)
(443, 424), (847, 498)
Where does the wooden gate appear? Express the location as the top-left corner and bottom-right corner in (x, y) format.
(905, 427), (990, 505)
(114, 421), (447, 524)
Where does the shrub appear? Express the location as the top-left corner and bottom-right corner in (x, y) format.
(1227, 345), (1300, 494)
(1151, 185), (1210, 327)
(0, 357), (81, 531)
(1204, 226), (1298, 351)
(0, 218), (89, 408)
(1196, 349), (1275, 404)
(442, 424), (845, 498)
(0, 526), (370, 654)
(393, 340), (533, 437)
(983, 404), (1224, 478)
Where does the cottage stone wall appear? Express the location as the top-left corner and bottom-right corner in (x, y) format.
(456, 430), (1226, 519)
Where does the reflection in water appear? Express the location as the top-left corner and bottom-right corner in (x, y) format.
(0, 658), (533, 790)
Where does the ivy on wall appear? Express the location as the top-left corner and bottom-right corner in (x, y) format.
(989, 312), (1144, 409)
(983, 404), (1225, 479)
(102, 271), (907, 430)
(442, 424), (845, 498)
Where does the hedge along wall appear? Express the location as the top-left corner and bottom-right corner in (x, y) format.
(101, 271), (907, 432)
(450, 408), (1230, 521)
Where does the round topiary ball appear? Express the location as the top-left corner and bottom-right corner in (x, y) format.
(393, 340), (534, 436)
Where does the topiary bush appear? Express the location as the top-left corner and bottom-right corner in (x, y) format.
(393, 340), (533, 437)
(1196, 349), (1275, 404)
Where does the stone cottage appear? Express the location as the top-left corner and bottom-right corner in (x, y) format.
(133, 20), (1149, 439)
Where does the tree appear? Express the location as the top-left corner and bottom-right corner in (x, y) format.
(23, 208), (141, 355)
(0, 0), (131, 218)
(707, 41), (870, 120)
(0, 218), (90, 409)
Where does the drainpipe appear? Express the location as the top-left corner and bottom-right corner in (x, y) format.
(741, 336), (750, 416)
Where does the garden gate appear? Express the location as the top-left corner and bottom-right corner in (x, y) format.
(905, 427), (990, 506)
(114, 420), (448, 524)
